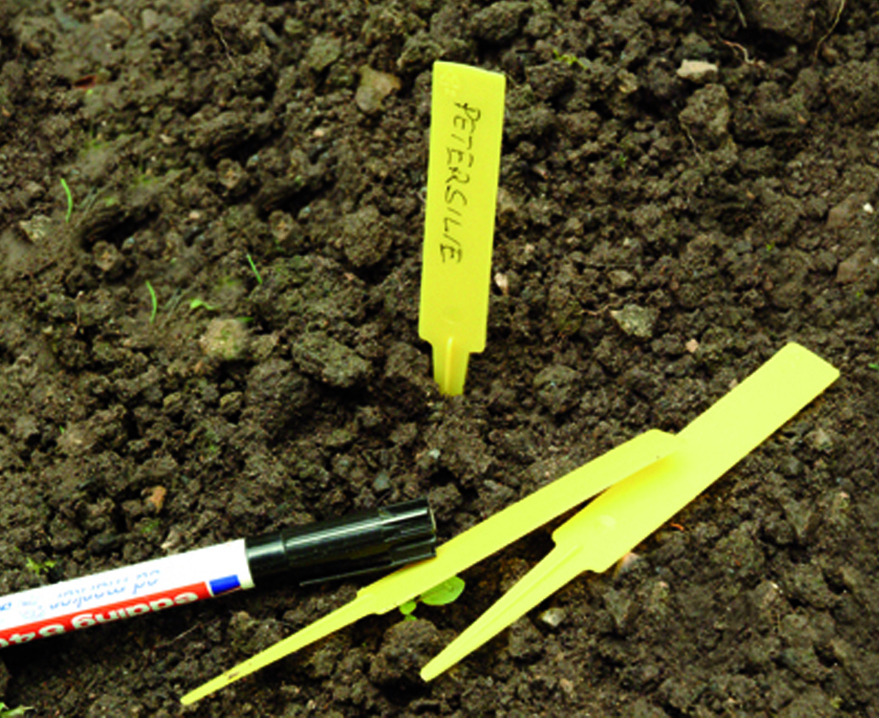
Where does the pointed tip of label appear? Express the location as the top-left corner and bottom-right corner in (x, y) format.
(432, 336), (469, 396)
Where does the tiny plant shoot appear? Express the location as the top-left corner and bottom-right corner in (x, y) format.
(145, 281), (158, 323)
(189, 298), (217, 312)
(25, 557), (56, 575)
(400, 576), (466, 620)
(0, 702), (34, 718)
(246, 253), (263, 285)
(59, 177), (73, 223)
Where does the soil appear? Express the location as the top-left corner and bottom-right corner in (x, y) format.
(1, 0), (878, 716)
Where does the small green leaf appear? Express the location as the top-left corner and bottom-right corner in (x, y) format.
(25, 558), (55, 575)
(399, 600), (417, 616)
(0, 702), (34, 717)
(420, 576), (466, 606)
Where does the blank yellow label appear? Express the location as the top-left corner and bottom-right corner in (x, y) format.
(418, 62), (505, 396)
(420, 343), (840, 681)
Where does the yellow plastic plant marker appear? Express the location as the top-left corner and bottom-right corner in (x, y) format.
(421, 343), (839, 680)
(183, 344), (838, 703)
(180, 429), (677, 705)
(419, 62), (506, 395)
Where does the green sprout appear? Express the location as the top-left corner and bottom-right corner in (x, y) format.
(25, 557), (56, 575)
(869, 363), (879, 371)
(145, 281), (158, 323)
(551, 47), (590, 71)
(59, 177), (73, 223)
(399, 576), (466, 621)
(0, 702), (35, 717)
(189, 298), (218, 312)
(246, 253), (263, 285)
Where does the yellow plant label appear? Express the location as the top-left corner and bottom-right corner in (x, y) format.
(418, 61), (506, 395)
(420, 343), (840, 680)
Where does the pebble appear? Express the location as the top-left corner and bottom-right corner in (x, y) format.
(93, 240), (125, 276)
(676, 59), (719, 83)
(18, 214), (54, 243)
(804, 426), (833, 452)
(304, 34), (342, 73)
(355, 67), (401, 115)
(610, 304), (660, 339)
(145, 485), (167, 513)
(539, 607), (567, 628)
(199, 318), (249, 361)
(216, 158), (247, 192)
(608, 269), (636, 290)
(835, 247), (872, 284)
(826, 193), (866, 229)
(372, 471), (391, 493)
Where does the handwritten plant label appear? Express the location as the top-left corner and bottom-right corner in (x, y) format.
(419, 62), (506, 396)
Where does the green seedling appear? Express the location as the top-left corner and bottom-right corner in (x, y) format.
(869, 363), (879, 371)
(399, 576), (465, 621)
(59, 177), (73, 223)
(246, 253), (263, 285)
(0, 702), (35, 717)
(189, 298), (218, 312)
(25, 557), (56, 576)
(551, 47), (590, 71)
(145, 281), (158, 323)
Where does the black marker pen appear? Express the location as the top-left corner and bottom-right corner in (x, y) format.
(0, 498), (436, 647)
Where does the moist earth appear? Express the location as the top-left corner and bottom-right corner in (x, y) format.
(1, 0), (879, 716)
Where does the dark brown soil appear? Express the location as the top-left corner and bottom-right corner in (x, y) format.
(2, 1), (879, 716)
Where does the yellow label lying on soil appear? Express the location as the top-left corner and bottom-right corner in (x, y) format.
(420, 343), (840, 680)
(181, 344), (839, 701)
(418, 62), (505, 396)
(180, 430), (677, 705)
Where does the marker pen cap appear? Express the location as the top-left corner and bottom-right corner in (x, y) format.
(245, 498), (436, 585)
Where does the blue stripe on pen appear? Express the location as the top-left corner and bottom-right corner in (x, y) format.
(209, 576), (241, 596)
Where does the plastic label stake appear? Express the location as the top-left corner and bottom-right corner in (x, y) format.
(180, 430), (677, 705)
(420, 343), (840, 680)
(182, 344), (838, 703)
(418, 62), (506, 396)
